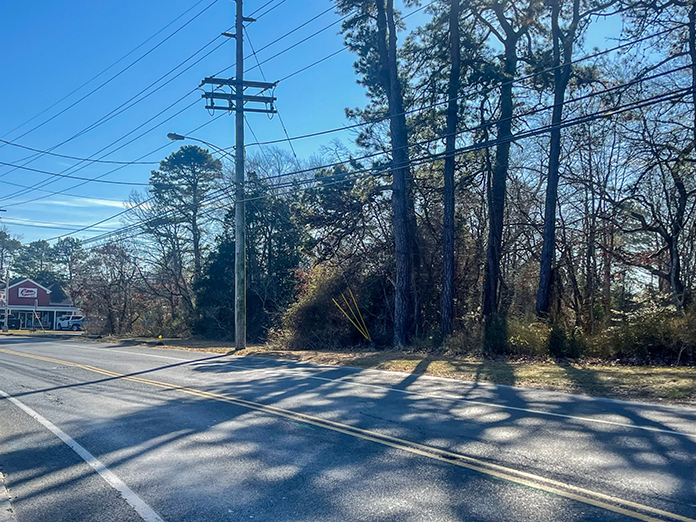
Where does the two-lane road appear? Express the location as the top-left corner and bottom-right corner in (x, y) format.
(1, 336), (695, 521)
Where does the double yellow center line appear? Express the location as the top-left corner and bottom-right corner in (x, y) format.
(0, 347), (692, 522)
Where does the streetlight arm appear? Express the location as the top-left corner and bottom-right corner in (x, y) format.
(167, 133), (235, 161)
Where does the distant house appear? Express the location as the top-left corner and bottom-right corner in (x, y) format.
(0, 278), (77, 330)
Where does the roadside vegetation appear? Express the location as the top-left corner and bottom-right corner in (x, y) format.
(2, 0), (695, 379)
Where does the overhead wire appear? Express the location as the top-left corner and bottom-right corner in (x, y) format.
(1, 0), (222, 145)
(0, 0), (215, 142)
(0, 216), (118, 232)
(0, 177), (126, 201)
(0, 162), (149, 186)
(0, 4), (349, 203)
(0, 95), (202, 204)
(251, 0), (289, 20)
(33, 6), (688, 242)
(0, 33), (233, 184)
(54, 29), (692, 243)
(248, 0), (281, 18)
(41, 112), (226, 242)
(0, 139), (158, 165)
(75, 82), (693, 246)
(240, 22), (688, 149)
(243, 27), (302, 168)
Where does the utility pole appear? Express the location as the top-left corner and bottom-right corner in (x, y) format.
(200, 0), (277, 350)
(3, 266), (9, 332)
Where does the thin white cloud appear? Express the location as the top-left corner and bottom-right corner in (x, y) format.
(0, 217), (116, 232)
(48, 197), (127, 209)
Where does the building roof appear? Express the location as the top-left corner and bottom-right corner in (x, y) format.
(48, 284), (70, 305)
(8, 278), (52, 294)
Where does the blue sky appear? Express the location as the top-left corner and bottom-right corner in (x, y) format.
(0, 0), (621, 243)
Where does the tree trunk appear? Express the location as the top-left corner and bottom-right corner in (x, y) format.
(376, 0), (414, 346)
(667, 238), (687, 311)
(536, 0), (578, 318)
(441, 0), (461, 338)
(690, 0), (696, 149)
(602, 222), (612, 325)
(482, 38), (517, 320)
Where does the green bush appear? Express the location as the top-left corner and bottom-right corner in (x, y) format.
(586, 304), (695, 364)
(442, 314), (484, 354)
(506, 320), (550, 356)
(547, 325), (586, 359)
(275, 264), (390, 350)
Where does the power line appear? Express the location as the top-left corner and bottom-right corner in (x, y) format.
(211, 5), (337, 78)
(1, 97), (206, 208)
(0, 177), (126, 201)
(42, 113), (226, 241)
(1, 3), (344, 189)
(0, 94), (201, 203)
(0, 139), (159, 165)
(271, 0), (437, 83)
(75, 84), (692, 246)
(248, 0), (280, 17)
(244, 27), (301, 168)
(0, 217), (118, 232)
(4, 2), (679, 214)
(0, 34), (232, 183)
(0, 162), (149, 186)
(203, 62), (691, 194)
(241, 22), (688, 150)
(277, 48), (348, 83)
(0, 0), (216, 142)
(31, 10), (687, 239)
(1, 0), (222, 145)
(0, 5), (344, 201)
(64, 64), (694, 244)
(252, 0), (289, 19)
(232, 86), (696, 204)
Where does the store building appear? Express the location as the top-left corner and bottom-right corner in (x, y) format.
(0, 278), (77, 330)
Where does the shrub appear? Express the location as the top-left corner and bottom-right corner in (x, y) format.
(275, 264), (390, 350)
(506, 320), (550, 356)
(443, 314), (483, 354)
(587, 303), (695, 364)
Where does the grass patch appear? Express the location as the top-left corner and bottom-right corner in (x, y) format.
(7, 332), (694, 405)
(176, 343), (696, 406)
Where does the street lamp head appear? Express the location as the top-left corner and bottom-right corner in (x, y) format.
(167, 133), (186, 141)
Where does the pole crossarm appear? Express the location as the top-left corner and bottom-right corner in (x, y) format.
(201, 77), (277, 90)
(204, 105), (276, 114)
(201, 78), (277, 114)
(202, 91), (276, 104)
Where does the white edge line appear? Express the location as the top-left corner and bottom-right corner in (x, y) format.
(0, 388), (164, 522)
(16, 342), (696, 439)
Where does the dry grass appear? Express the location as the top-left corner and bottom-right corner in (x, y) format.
(4, 332), (695, 405)
(166, 343), (696, 406)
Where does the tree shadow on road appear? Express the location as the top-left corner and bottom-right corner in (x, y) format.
(2, 340), (696, 521)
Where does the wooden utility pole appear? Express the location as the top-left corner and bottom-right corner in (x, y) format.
(234, 0), (246, 351)
(200, 0), (276, 350)
(3, 266), (9, 332)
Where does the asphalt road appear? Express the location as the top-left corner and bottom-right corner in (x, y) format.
(0, 337), (695, 522)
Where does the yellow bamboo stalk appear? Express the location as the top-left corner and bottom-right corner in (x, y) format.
(349, 288), (371, 341)
(332, 298), (369, 340)
(342, 293), (365, 336)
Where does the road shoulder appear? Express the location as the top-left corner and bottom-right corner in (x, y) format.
(0, 471), (15, 522)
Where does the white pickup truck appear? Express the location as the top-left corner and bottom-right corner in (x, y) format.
(56, 315), (84, 331)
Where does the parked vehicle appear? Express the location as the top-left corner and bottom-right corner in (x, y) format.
(0, 314), (20, 329)
(56, 315), (84, 331)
